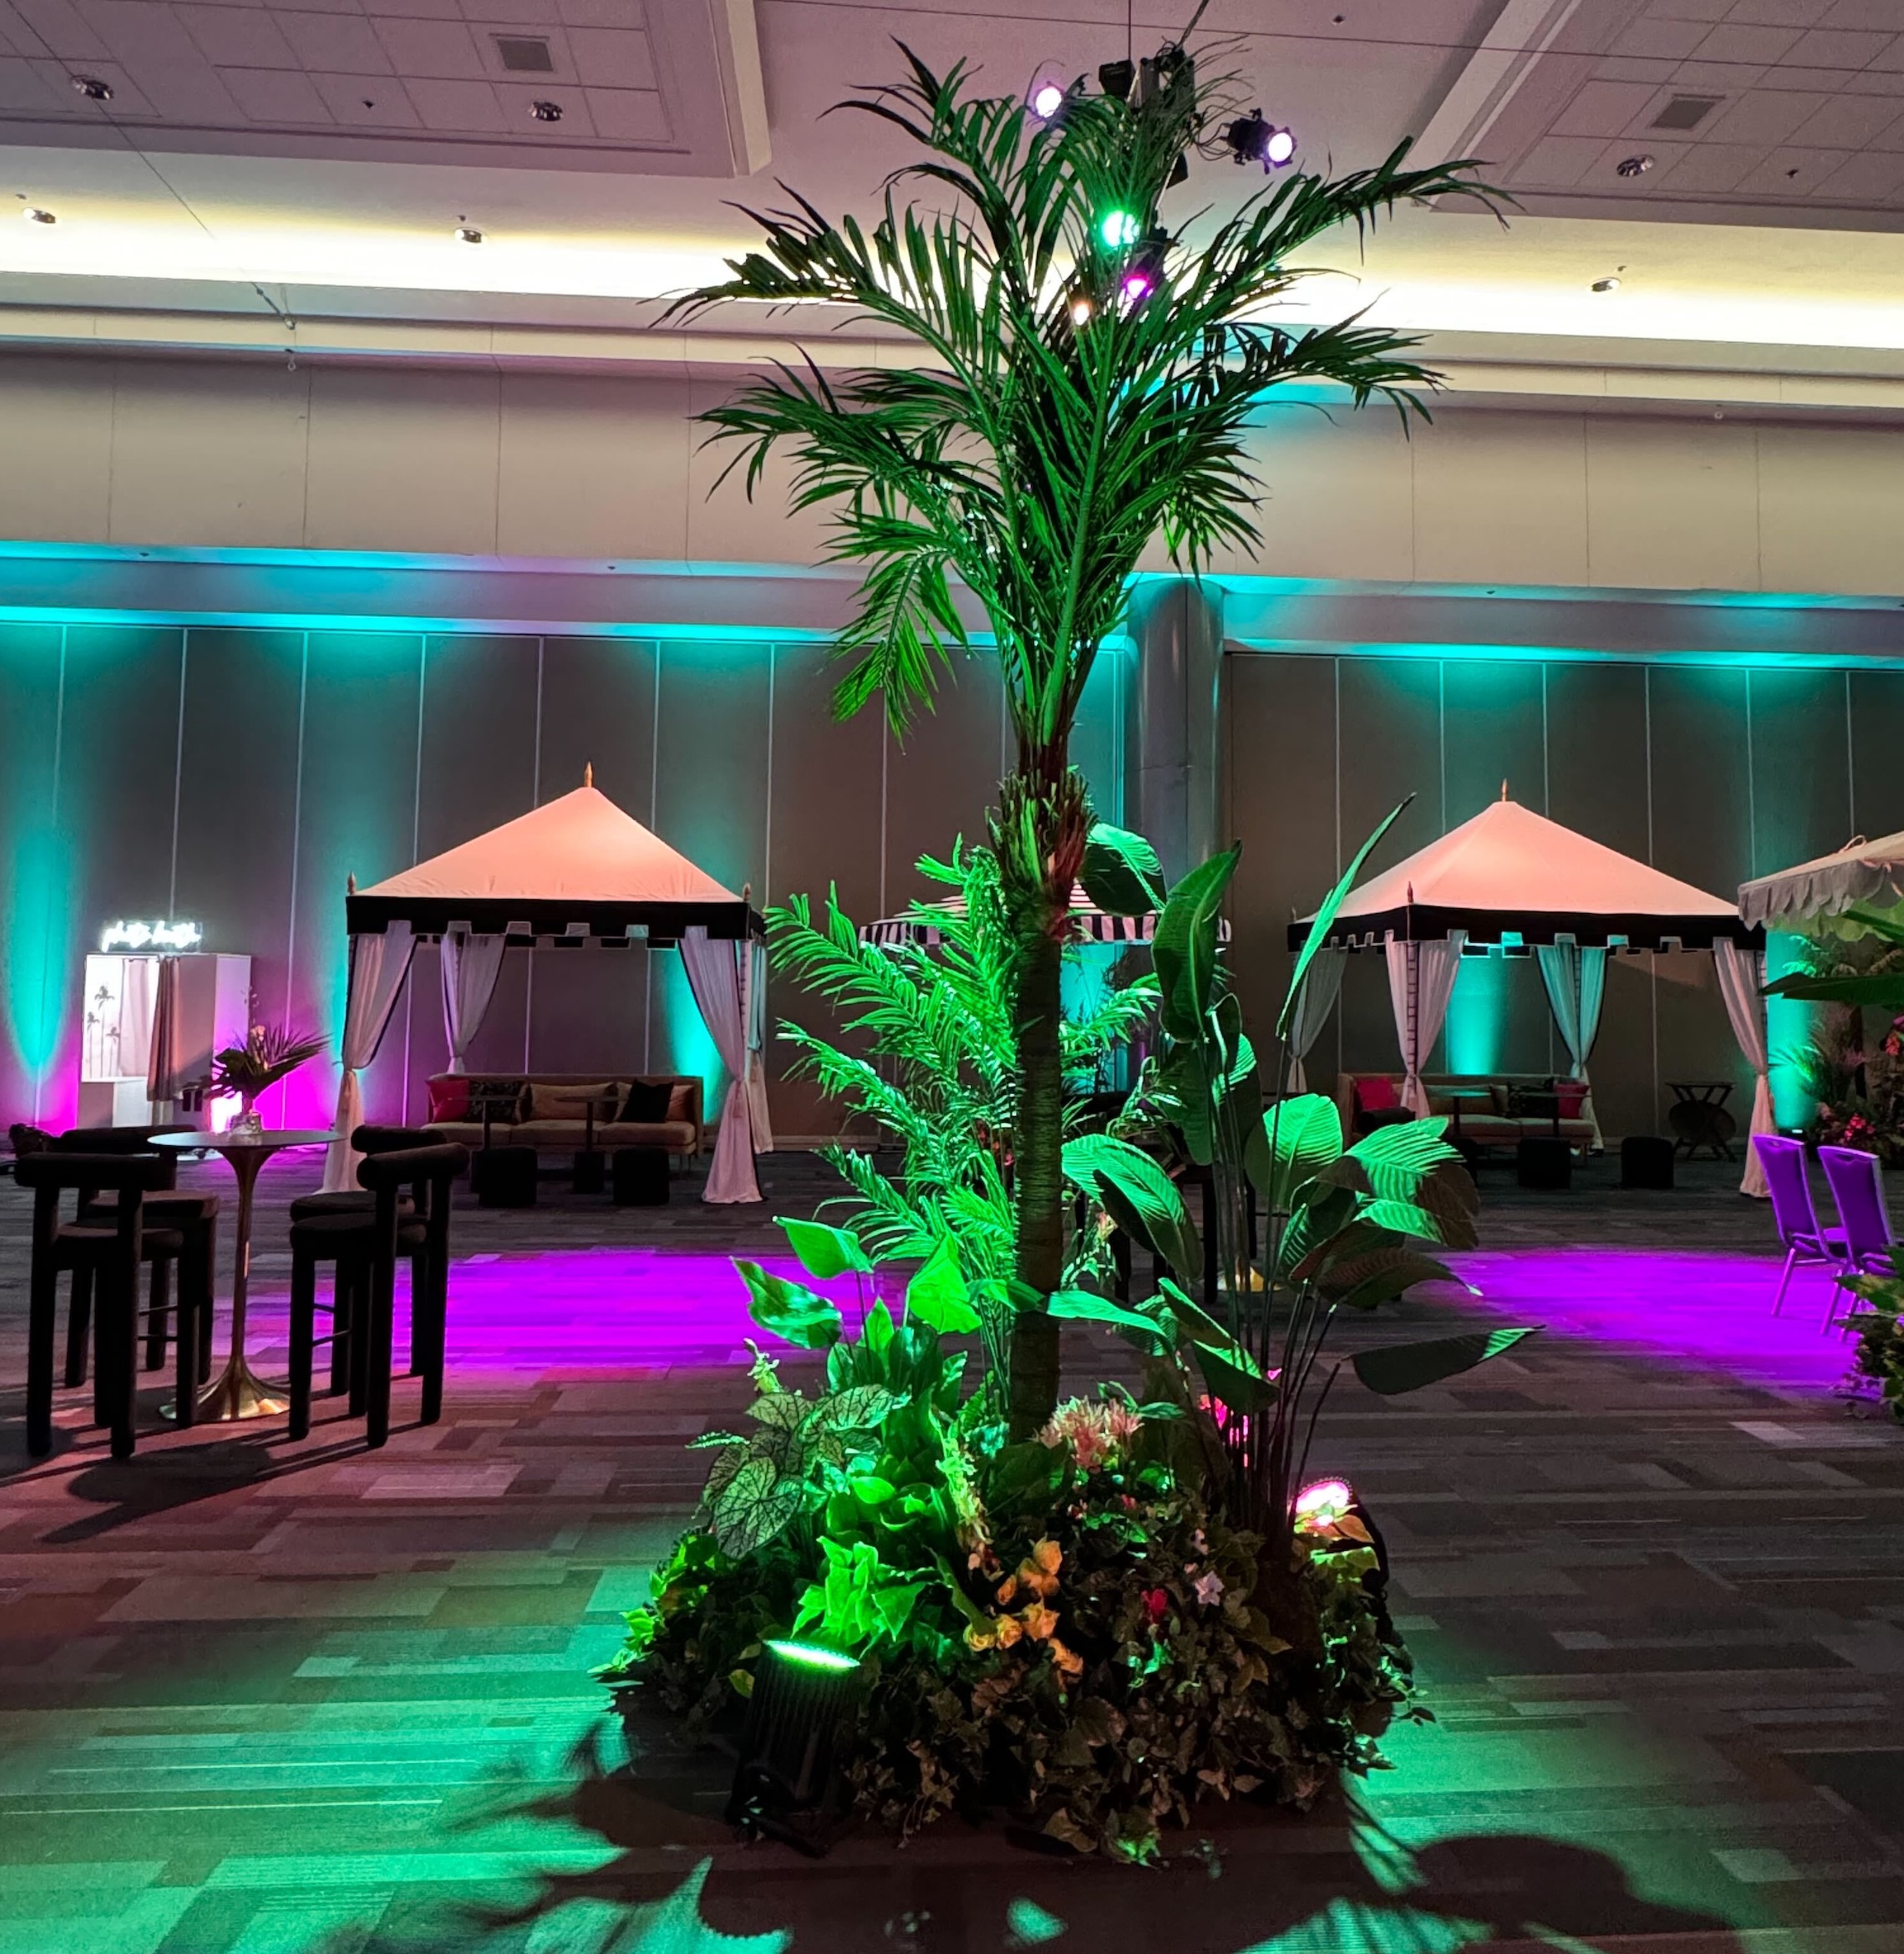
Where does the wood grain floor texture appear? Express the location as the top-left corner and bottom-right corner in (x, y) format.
(2, 1151), (1902, 1954)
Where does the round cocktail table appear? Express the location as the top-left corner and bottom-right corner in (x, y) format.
(152, 1129), (335, 1421)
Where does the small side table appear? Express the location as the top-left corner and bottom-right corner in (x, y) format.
(152, 1129), (334, 1420)
(1665, 1082), (1736, 1162)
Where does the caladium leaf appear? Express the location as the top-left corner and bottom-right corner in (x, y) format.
(734, 1258), (843, 1349)
(709, 1455), (805, 1556)
(1352, 1325), (1539, 1396)
(777, 1215), (873, 1279)
(805, 1383), (897, 1433)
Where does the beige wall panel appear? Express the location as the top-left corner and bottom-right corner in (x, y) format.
(107, 357), (310, 549)
(0, 354), (112, 544)
(1412, 410), (1589, 587)
(1584, 416), (1759, 592)
(304, 366), (502, 554)
(1759, 424), (1904, 598)
(497, 371), (693, 560)
(1224, 406), (1416, 582)
(685, 374), (832, 567)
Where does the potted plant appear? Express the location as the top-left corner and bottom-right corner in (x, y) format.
(208, 1018), (327, 1138)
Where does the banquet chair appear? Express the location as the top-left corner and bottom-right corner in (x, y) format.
(1754, 1134), (1847, 1319)
(1817, 1144), (1897, 1330)
(17, 1153), (208, 1457)
(287, 1142), (466, 1448)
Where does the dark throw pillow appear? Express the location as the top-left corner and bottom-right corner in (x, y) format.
(621, 1080), (672, 1124)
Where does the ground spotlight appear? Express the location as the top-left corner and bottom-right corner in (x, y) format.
(1294, 1476), (1354, 1528)
(726, 1638), (864, 1857)
(1224, 110), (1296, 170)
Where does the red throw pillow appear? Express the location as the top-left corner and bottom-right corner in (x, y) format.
(428, 1076), (471, 1123)
(1553, 1082), (1589, 1118)
(1355, 1077), (1399, 1113)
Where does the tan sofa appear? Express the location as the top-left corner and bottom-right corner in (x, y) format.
(1336, 1072), (1600, 1156)
(424, 1073), (705, 1161)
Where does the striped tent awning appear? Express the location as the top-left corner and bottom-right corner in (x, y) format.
(862, 885), (1227, 948)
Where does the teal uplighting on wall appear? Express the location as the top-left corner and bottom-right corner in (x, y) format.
(663, 952), (726, 1113)
(1441, 950), (1510, 1077)
(1764, 930), (1816, 1131)
(5, 824), (76, 1111)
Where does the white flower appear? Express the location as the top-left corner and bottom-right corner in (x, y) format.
(1193, 1571), (1225, 1607)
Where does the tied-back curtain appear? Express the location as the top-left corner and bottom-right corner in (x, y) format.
(1536, 940), (1608, 1148)
(744, 938), (774, 1156)
(682, 927), (763, 1204)
(1385, 931), (1465, 1116)
(145, 956), (184, 1106)
(1714, 938), (1773, 1200)
(440, 930), (508, 1074)
(1284, 944), (1346, 1094)
(119, 955), (155, 1082)
(322, 924), (416, 1193)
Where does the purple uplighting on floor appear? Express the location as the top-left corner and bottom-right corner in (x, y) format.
(1450, 1246), (1864, 1398)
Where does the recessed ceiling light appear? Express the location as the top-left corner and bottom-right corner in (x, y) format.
(454, 225), (484, 245)
(71, 74), (112, 101)
(530, 99), (563, 122)
(1616, 155), (1653, 178)
(22, 207), (55, 225)
(1591, 276), (1621, 292)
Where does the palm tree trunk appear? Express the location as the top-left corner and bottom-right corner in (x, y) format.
(1007, 920), (1065, 1437)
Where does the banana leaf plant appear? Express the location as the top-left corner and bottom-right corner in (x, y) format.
(673, 44), (1495, 1438)
(1764, 903), (1904, 1010)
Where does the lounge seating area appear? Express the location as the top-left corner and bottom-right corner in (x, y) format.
(1340, 1071), (1598, 1154)
(422, 1072), (705, 1162)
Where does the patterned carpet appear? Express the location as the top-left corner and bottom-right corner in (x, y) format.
(2, 1150), (1902, 1954)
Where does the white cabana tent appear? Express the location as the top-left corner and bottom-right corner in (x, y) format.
(326, 772), (769, 1205)
(1739, 830), (1904, 939)
(1290, 796), (1769, 1191)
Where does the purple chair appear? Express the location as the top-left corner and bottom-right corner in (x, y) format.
(1754, 1134), (1847, 1318)
(1818, 1144), (1896, 1329)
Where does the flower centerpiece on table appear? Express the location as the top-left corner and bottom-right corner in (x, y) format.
(208, 1018), (327, 1137)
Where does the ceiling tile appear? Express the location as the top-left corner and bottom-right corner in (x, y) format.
(1694, 21), (1804, 61)
(1508, 132), (1609, 186)
(221, 63), (335, 120)
(1705, 84), (1829, 140)
(555, 0), (634, 23)
(1808, 147), (1904, 197)
(1788, 92), (1901, 142)
(461, 0), (561, 21)
(176, 3), (300, 68)
(581, 82), (664, 141)
(493, 74), (587, 130)
(1650, 0), (1731, 18)
(1666, 59), (1764, 89)
(1614, 16), (1710, 59)
(308, 65), (418, 121)
(564, 22), (649, 88)
(1758, 65), (1858, 87)
(277, 11), (392, 74)
(1725, 0), (1834, 22)
(1551, 78), (1663, 137)
(11, 0), (112, 60)
(1654, 140), (1759, 188)
(1816, 0), (1900, 22)
(373, 14), (485, 77)
(0, 51), (67, 107)
(1733, 144), (1846, 193)
(402, 71), (502, 127)
(1848, 64), (1904, 95)
(1783, 26), (1892, 64)
(1866, 33), (1904, 70)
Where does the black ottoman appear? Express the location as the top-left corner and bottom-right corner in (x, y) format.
(472, 1143), (537, 1208)
(1620, 1134), (1675, 1191)
(573, 1149), (606, 1195)
(1517, 1135), (1573, 1191)
(612, 1147), (669, 1207)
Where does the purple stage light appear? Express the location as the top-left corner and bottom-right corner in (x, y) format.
(1031, 81), (1065, 120)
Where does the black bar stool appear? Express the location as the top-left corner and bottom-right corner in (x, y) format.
(17, 1153), (205, 1457)
(288, 1141), (467, 1448)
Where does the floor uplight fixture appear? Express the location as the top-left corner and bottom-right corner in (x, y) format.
(726, 1638), (864, 1857)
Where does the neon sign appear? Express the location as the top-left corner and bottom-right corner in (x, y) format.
(99, 920), (203, 953)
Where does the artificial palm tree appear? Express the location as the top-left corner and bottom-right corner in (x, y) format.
(678, 39), (1492, 1436)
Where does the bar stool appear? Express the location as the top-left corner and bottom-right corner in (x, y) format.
(46, 1126), (219, 1391)
(17, 1153), (206, 1457)
(288, 1142), (467, 1448)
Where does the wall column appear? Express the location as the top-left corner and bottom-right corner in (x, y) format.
(1130, 578), (1223, 885)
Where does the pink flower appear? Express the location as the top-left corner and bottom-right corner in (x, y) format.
(1038, 1396), (1142, 1472)
(1193, 1571), (1225, 1608)
(1141, 1587), (1169, 1624)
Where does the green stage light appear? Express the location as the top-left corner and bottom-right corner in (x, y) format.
(726, 1638), (865, 1855)
(762, 1638), (860, 1673)
(1097, 208), (1140, 250)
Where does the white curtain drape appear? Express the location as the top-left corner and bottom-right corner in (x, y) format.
(439, 930), (508, 1074)
(322, 924), (416, 1193)
(1714, 938), (1773, 1200)
(1385, 931), (1466, 1116)
(1284, 945), (1346, 1094)
(118, 955), (155, 1082)
(145, 956), (184, 1107)
(1536, 940), (1608, 1148)
(744, 937), (774, 1156)
(681, 927), (765, 1204)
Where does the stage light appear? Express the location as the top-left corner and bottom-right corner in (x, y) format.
(1294, 1476), (1353, 1528)
(71, 75), (112, 102)
(22, 207), (54, 226)
(454, 225), (484, 245)
(529, 99), (563, 122)
(726, 1638), (864, 1856)
(1031, 80), (1066, 119)
(1069, 290), (1096, 327)
(1592, 276), (1621, 292)
(1097, 208), (1140, 250)
(1098, 58), (1135, 101)
(1224, 110), (1297, 171)
(1120, 267), (1154, 307)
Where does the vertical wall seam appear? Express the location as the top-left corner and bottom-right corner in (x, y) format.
(167, 630), (189, 918)
(1645, 664), (1659, 1130)
(1845, 668), (1857, 841)
(645, 638), (661, 1076)
(524, 634), (545, 1072)
(400, 635), (427, 1124)
(1745, 668), (1757, 879)
(278, 630), (310, 1120)
(764, 641), (777, 906)
(34, 628), (69, 1120)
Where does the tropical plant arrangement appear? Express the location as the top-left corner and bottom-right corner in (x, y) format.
(602, 826), (1536, 1860)
(1844, 1272), (1904, 1417)
(1772, 922), (1904, 1162)
(207, 1016), (327, 1133)
(672, 37), (1495, 1438)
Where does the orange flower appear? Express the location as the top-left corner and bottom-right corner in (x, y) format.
(1049, 1637), (1084, 1685)
(1016, 1539), (1062, 1600)
(1020, 1603), (1059, 1643)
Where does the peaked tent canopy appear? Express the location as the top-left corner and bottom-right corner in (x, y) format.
(1738, 830), (1904, 938)
(346, 782), (763, 943)
(1288, 798), (1759, 952)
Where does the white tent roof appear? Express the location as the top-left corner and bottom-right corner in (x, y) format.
(1738, 830), (1904, 931)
